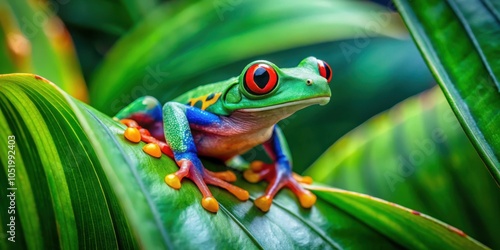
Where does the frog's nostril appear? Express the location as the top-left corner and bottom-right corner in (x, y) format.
(306, 79), (313, 86)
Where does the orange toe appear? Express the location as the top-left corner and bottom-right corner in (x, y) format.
(202, 197), (219, 213)
(298, 191), (317, 208)
(300, 176), (313, 185)
(124, 127), (141, 143)
(293, 173), (313, 184)
(250, 161), (265, 171)
(143, 143), (162, 158)
(225, 171), (237, 182)
(233, 189), (250, 201)
(243, 170), (261, 183)
(254, 195), (273, 212)
(164, 174), (181, 189)
(213, 170), (236, 182)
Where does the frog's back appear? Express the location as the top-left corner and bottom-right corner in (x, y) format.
(173, 77), (236, 113)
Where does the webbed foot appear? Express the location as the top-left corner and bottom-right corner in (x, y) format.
(120, 119), (174, 158)
(165, 158), (249, 213)
(244, 161), (316, 212)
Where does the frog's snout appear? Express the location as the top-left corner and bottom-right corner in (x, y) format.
(304, 77), (329, 87)
(302, 76), (332, 99)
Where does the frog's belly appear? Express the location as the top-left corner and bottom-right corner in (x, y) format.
(191, 127), (273, 160)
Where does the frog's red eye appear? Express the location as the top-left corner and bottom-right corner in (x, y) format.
(244, 63), (278, 95)
(317, 60), (332, 83)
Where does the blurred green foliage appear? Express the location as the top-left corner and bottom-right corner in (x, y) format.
(0, 0), (87, 100)
(0, 0), (498, 248)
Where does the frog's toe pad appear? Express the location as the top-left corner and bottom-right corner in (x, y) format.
(124, 127), (141, 143)
(233, 188), (250, 201)
(250, 161), (266, 171)
(243, 170), (261, 183)
(255, 195), (273, 212)
(209, 170), (237, 182)
(202, 197), (219, 213)
(223, 171), (237, 182)
(143, 143), (162, 158)
(164, 174), (181, 189)
(298, 191), (317, 208)
(293, 173), (313, 184)
(300, 176), (313, 185)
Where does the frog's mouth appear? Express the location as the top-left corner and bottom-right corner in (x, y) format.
(238, 96), (330, 112)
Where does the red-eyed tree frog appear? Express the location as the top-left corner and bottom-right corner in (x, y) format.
(114, 57), (332, 213)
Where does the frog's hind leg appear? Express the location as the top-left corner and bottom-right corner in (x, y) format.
(115, 96), (162, 125)
(162, 102), (249, 213)
(243, 125), (316, 212)
(114, 96), (165, 141)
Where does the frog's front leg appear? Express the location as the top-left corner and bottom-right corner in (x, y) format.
(162, 102), (249, 213)
(243, 125), (316, 212)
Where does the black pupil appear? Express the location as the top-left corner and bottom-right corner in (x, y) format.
(254, 67), (270, 89)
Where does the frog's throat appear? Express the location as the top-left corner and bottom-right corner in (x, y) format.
(237, 96), (330, 113)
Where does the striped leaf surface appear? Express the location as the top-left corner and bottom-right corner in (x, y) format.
(0, 74), (487, 249)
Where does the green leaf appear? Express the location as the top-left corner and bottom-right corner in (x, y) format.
(0, 74), (486, 249)
(392, 0), (500, 183)
(305, 87), (500, 249)
(0, 74), (135, 249)
(310, 186), (487, 250)
(89, 0), (407, 114)
(0, 0), (88, 101)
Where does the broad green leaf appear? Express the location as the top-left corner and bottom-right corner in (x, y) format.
(306, 87), (500, 249)
(393, 0), (500, 183)
(0, 74), (486, 249)
(0, 0), (88, 101)
(310, 186), (487, 250)
(0, 75), (135, 249)
(89, 0), (407, 114)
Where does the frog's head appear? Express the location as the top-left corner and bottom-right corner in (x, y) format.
(223, 57), (332, 115)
